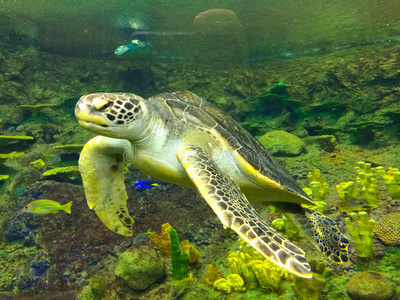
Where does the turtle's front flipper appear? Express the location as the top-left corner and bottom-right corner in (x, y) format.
(79, 136), (134, 236)
(177, 145), (312, 278)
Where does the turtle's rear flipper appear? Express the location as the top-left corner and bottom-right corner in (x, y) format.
(177, 145), (313, 278)
(79, 136), (134, 236)
(280, 203), (350, 263)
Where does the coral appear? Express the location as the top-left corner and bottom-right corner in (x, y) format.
(0, 135), (34, 147)
(336, 181), (358, 202)
(115, 245), (166, 291)
(31, 158), (45, 169)
(289, 272), (327, 300)
(355, 161), (378, 206)
(336, 181), (363, 212)
(53, 144), (85, 152)
(306, 169), (329, 202)
(170, 228), (189, 281)
(149, 223), (199, 264)
(171, 273), (194, 299)
(203, 264), (223, 285)
(346, 272), (396, 300)
(42, 166), (79, 176)
(249, 259), (284, 291)
(376, 166), (400, 199)
(271, 215), (301, 240)
(227, 238), (286, 291)
(302, 169), (328, 213)
(180, 240), (200, 264)
(345, 211), (375, 258)
(18, 103), (57, 117)
(0, 151), (24, 164)
(213, 274), (246, 294)
(374, 212), (400, 245)
(149, 223), (173, 256)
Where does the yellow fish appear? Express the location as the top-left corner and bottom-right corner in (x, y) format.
(22, 200), (72, 215)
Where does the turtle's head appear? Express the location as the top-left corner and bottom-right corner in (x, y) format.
(75, 92), (148, 140)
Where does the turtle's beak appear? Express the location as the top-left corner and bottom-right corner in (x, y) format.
(75, 95), (110, 130)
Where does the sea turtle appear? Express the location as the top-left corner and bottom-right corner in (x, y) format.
(75, 90), (349, 278)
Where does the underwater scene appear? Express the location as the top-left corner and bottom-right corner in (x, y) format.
(1, 0), (400, 299)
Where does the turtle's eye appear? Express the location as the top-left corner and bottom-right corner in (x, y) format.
(98, 101), (113, 112)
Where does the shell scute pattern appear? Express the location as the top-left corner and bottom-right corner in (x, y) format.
(165, 91), (307, 197)
(97, 93), (143, 125)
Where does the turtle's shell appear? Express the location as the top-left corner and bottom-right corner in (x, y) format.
(158, 90), (309, 200)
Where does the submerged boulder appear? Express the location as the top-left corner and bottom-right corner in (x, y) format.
(115, 245), (166, 291)
(346, 272), (396, 300)
(257, 130), (306, 157)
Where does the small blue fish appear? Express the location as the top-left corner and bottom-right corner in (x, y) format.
(134, 180), (158, 190)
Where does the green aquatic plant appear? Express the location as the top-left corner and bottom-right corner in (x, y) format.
(355, 162), (378, 206)
(345, 211), (375, 258)
(170, 228), (190, 281)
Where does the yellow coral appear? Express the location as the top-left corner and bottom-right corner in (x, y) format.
(307, 169), (329, 202)
(302, 169), (329, 213)
(31, 159), (45, 169)
(149, 223), (200, 262)
(0, 151), (25, 164)
(355, 162), (378, 206)
(271, 216), (300, 240)
(336, 181), (358, 202)
(213, 278), (231, 294)
(249, 259), (284, 291)
(376, 166), (400, 199)
(180, 240), (200, 264)
(213, 274), (246, 294)
(227, 238), (286, 290)
(345, 211), (375, 258)
(42, 166), (79, 176)
(203, 264), (223, 285)
(0, 135), (33, 147)
(149, 223), (172, 256)
(374, 212), (400, 245)
(0, 175), (9, 180)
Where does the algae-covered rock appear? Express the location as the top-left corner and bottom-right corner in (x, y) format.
(257, 130), (306, 157)
(115, 245), (166, 291)
(346, 272), (395, 300)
